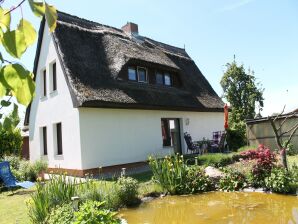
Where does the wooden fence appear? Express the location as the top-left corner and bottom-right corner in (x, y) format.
(246, 115), (298, 150)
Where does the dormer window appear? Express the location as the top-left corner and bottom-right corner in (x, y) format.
(164, 73), (172, 86)
(137, 67), (147, 83)
(155, 71), (172, 86)
(128, 66), (147, 83)
(128, 67), (137, 81)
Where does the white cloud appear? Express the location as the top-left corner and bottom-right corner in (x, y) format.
(215, 0), (255, 13)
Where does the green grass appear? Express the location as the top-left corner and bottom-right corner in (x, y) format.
(237, 145), (257, 152)
(288, 155), (298, 168)
(0, 188), (33, 224)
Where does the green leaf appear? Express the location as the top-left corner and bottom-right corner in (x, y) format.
(0, 7), (10, 31)
(1, 64), (35, 106)
(0, 100), (11, 107)
(45, 3), (57, 32)
(0, 80), (6, 97)
(2, 30), (27, 58)
(28, 0), (45, 17)
(18, 19), (37, 46)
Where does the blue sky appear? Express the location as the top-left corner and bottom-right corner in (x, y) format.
(2, 0), (298, 117)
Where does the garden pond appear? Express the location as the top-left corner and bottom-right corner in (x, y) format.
(119, 192), (298, 224)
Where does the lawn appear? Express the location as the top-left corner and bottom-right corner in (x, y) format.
(0, 189), (33, 224)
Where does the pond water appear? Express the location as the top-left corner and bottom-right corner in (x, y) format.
(119, 192), (298, 224)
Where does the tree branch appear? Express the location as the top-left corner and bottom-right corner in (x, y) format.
(4, 0), (26, 15)
(285, 124), (298, 148)
(0, 96), (12, 111)
(281, 122), (298, 137)
(273, 105), (286, 122)
(269, 116), (283, 149)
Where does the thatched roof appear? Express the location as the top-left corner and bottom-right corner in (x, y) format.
(25, 11), (224, 125)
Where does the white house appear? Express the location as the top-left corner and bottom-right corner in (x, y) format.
(25, 12), (224, 176)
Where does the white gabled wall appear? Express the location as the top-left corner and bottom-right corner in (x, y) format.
(29, 23), (82, 169)
(79, 108), (223, 170)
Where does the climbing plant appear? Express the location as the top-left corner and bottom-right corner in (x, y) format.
(0, 0), (57, 127)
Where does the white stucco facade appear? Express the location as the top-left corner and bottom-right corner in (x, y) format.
(29, 24), (224, 172)
(79, 108), (223, 169)
(29, 24), (82, 169)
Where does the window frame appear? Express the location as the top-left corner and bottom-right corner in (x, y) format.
(137, 66), (148, 83)
(155, 71), (164, 85)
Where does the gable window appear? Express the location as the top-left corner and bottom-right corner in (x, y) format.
(42, 126), (47, 155)
(56, 123), (63, 155)
(42, 69), (47, 97)
(137, 67), (147, 83)
(51, 62), (57, 92)
(128, 67), (137, 81)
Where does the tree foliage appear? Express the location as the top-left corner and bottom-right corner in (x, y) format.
(0, 105), (22, 157)
(221, 59), (264, 123)
(0, 0), (57, 129)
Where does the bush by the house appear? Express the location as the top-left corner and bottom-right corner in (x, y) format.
(3, 155), (47, 181)
(226, 128), (246, 151)
(0, 129), (22, 158)
(284, 142), (298, 156)
(117, 176), (140, 206)
(265, 167), (293, 193)
(218, 168), (247, 191)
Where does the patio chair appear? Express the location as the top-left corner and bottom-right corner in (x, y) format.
(211, 131), (226, 152)
(0, 161), (34, 189)
(184, 132), (201, 154)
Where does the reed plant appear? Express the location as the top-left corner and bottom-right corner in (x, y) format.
(148, 154), (189, 194)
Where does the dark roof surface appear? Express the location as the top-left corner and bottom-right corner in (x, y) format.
(25, 11), (224, 124)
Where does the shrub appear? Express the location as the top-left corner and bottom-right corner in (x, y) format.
(226, 128), (246, 151)
(265, 167), (293, 193)
(3, 155), (47, 181)
(183, 166), (213, 193)
(219, 169), (247, 191)
(74, 201), (120, 224)
(0, 129), (22, 157)
(239, 145), (276, 187)
(47, 201), (121, 224)
(117, 176), (140, 207)
(47, 203), (74, 224)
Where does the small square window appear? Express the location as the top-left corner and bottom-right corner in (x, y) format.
(128, 67), (137, 81)
(164, 73), (172, 86)
(138, 67), (147, 82)
(156, 72), (163, 85)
